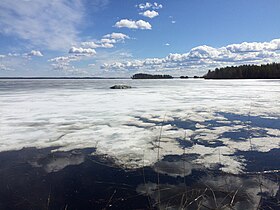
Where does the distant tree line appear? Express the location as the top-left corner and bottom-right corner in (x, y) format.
(204, 63), (280, 79)
(180, 76), (189, 79)
(132, 73), (173, 79)
(180, 76), (203, 79)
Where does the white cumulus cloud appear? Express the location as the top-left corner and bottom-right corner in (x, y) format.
(115, 19), (152, 30)
(69, 47), (96, 55)
(100, 38), (116, 44)
(81, 41), (100, 49)
(81, 41), (114, 49)
(137, 2), (163, 10)
(226, 39), (280, 53)
(103, 32), (130, 40)
(80, 33), (130, 50)
(49, 54), (87, 72)
(101, 43), (115, 48)
(28, 50), (43, 57)
(49, 55), (80, 63)
(101, 38), (280, 75)
(140, 10), (159, 18)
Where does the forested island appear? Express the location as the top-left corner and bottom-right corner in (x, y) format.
(180, 76), (189, 79)
(132, 73), (173, 79)
(180, 76), (203, 79)
(204, 63), (280, 79)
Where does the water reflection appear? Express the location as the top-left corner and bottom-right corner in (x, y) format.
(0, 147), (278, 209)
(137, 174), (279, 210)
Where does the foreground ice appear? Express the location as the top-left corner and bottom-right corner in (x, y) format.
(0, 79), (279, 174)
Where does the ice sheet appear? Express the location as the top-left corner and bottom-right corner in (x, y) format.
(0, 79), (279, 174)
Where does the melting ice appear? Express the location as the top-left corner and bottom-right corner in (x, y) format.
(0, 79), (279, 174)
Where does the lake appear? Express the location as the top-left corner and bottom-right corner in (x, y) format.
(0, 79), (279, 209)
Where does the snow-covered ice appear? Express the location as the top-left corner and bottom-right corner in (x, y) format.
(0, 79), (279, 174)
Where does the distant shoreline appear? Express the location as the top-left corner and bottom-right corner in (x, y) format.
(1, 77), (279, 80)
(0, 77), (205, 80)
(0, 77), (130, 80)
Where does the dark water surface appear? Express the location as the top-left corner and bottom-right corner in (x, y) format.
(0, 147), (279, 210)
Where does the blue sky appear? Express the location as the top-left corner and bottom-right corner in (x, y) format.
(0, 0), (280, 77)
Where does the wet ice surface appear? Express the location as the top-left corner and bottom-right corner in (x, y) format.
(0, 79), (280, 209)
(1, 79), (279, 174)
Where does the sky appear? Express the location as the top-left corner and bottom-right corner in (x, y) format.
(0, 0), (280, 77)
